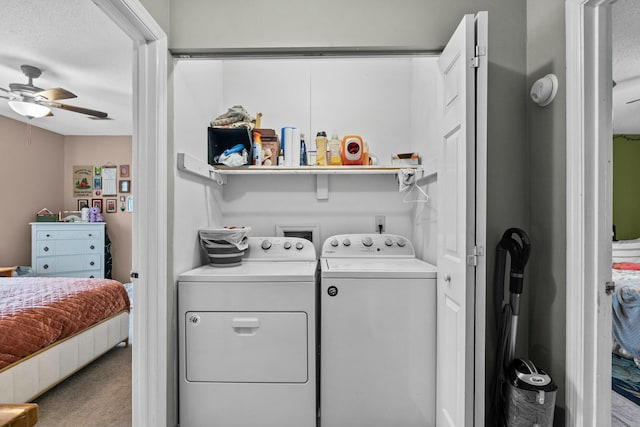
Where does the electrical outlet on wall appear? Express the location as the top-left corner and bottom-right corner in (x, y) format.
(375, 216), (385, 233)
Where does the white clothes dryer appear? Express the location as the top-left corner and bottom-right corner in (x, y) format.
(320, 234), (437, 427)
(178, 237), (318, 427)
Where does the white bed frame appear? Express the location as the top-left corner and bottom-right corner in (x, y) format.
(0, 311), (129, 403)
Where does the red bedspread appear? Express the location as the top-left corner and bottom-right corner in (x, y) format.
(0, 277), (130, 370)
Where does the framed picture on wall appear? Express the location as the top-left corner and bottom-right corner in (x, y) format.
(106, 199), (117, 213)
(91, 198), (103, 212)
(120, 164), (130, 177)
(77, 199), (89, 210)
(94, 177), (102, 190)
(119, 180), (131, 193)
(102, 166), (117, 196)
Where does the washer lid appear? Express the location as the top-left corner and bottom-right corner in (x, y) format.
(321, 258), (437, 279)
(179, 261), (318, 282)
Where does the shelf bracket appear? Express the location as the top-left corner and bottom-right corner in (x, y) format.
(177, 152), (226, 185)
(316, 175), (329, 200)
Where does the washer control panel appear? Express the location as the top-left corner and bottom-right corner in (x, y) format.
(322, 234), (415, 258)
(246, 237), (316, 261)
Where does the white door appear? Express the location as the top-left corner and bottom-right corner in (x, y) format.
(436, 12), (487, 427)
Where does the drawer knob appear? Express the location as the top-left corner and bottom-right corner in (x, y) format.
(44, 246), (49, 252)
(46, 234), (50, 237)
(90, 275), (95, 278)
(88, 233), (93, 237)
(90, 245), (95, 250)
(90, 261), (95, 266)
(43, 264), (49, 270)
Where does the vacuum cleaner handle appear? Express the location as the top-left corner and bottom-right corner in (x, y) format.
(498, 228), (531, 296)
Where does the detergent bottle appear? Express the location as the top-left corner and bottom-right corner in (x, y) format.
(341, 135), (364, 165)
(315, 131), (328, 166)
(328, 131), (342, 166)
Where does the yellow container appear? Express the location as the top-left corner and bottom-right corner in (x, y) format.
(315, 132), (328, 166)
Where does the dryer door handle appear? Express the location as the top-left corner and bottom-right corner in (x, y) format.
(232, 317), (260, 335)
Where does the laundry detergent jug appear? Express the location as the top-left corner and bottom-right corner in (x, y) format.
(341, 135), (364, 165)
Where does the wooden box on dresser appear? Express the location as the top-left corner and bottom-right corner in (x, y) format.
(30, 222), (105, 278)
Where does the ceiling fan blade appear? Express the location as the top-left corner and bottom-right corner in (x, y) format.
(36, 87), (77, 101)
(48, 102), (108, 118)
(626, 98), (640, 105)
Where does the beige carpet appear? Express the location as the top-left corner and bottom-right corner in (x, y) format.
(33, 343), (132, 427)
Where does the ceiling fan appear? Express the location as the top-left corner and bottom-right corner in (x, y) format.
(0, 64), (108, 119)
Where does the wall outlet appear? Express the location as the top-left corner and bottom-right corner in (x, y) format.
(375, 216), (385, 233)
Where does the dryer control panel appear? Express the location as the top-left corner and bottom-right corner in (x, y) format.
(246, 237), (316, 261)
(321, 234), (416, 258)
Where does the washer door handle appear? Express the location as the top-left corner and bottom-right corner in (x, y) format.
(232, 317), (260, 335)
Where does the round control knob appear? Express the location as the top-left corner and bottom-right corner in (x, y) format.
(296, 242), (304, 250)
(397, 238), (406, 247)
(261, 240), (272, 250)
(343, 238), (351, 246)
(284, 241), (292, 250)
(330, 239), (339, 247)
(384, 238), (393, 247)
(362, 236), (373, 247)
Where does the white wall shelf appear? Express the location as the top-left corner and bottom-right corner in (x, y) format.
(177, 152), (423, 199)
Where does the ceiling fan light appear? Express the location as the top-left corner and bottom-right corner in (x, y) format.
(8, 100), (51, 119)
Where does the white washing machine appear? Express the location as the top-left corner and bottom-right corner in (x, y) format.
(320, 234), (437, 427)
(178, 237), (318, 427)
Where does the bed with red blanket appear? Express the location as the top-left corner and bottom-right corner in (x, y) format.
(0, 277), (130, 403)
(612, 239), (640, 365)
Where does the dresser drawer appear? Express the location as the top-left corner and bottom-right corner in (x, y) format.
(35, 254), (102, 275)
(36, 228), (103, 241)
(36, 239), (102, 256)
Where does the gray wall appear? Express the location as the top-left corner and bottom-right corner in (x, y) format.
(526, 0), (567, 418)
(140, 0), (532, 425)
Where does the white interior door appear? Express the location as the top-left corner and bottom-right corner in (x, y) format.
(436, 13), (481, 427)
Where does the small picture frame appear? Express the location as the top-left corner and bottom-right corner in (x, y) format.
(106, 199), (117, 213)
(93, 177), (102, 190)
(91, 198), (103, 212)
(120, 164), (130, 177)
(77, 199), (89, 210)
(119, 195), (126, 202)
(119, 180), (131, 193)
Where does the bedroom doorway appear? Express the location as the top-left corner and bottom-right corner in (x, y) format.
(92, 1), (169, 426)
(565, 0), (614, 424)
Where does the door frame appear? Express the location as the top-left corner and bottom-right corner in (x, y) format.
(92, 1), (168, 426)
(565, 0), (613, 425)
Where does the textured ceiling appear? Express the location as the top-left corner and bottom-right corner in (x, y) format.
(0, 0), (132, 136)
(0, 1), (637, 135)
(612, 0), (640, 133)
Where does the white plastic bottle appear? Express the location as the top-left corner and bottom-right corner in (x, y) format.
(328, 131), (342, 166)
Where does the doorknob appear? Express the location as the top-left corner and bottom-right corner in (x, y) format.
(605, 281), (615, 296)
(444, 274), (451, 283)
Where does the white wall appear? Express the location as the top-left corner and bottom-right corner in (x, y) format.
(173, 60), (225, 273)
(174, 56), (442, 260)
